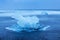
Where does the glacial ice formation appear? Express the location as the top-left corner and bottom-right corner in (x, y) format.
(5, 14), (50, 32)
(6, 14), (40, 32)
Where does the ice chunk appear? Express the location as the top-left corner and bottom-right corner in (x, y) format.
(40, 25), (50, 31)
(6, 15), (40, 32)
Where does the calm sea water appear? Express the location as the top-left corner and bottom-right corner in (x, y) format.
(0, 15), (60, 40)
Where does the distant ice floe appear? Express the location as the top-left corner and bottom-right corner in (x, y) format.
(0, 10), (60, 17)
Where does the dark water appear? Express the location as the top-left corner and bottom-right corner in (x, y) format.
(0, 15), (60, 40)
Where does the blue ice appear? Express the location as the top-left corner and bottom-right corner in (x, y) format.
(6, 15), (40, 32)
(5, 14), (50, 32)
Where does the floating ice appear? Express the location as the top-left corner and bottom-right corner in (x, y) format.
(5, 13), (51, 32)
(40, 25), (50, 31)
(6, 14), (40, 32)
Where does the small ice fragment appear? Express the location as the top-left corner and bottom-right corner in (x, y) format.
(40, 25), (50, 31)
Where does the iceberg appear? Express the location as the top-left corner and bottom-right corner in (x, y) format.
(5, 14), (40, 32)
(5, 14), (50, 32)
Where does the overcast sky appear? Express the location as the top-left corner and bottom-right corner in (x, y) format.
(0, 0), (60, 10)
